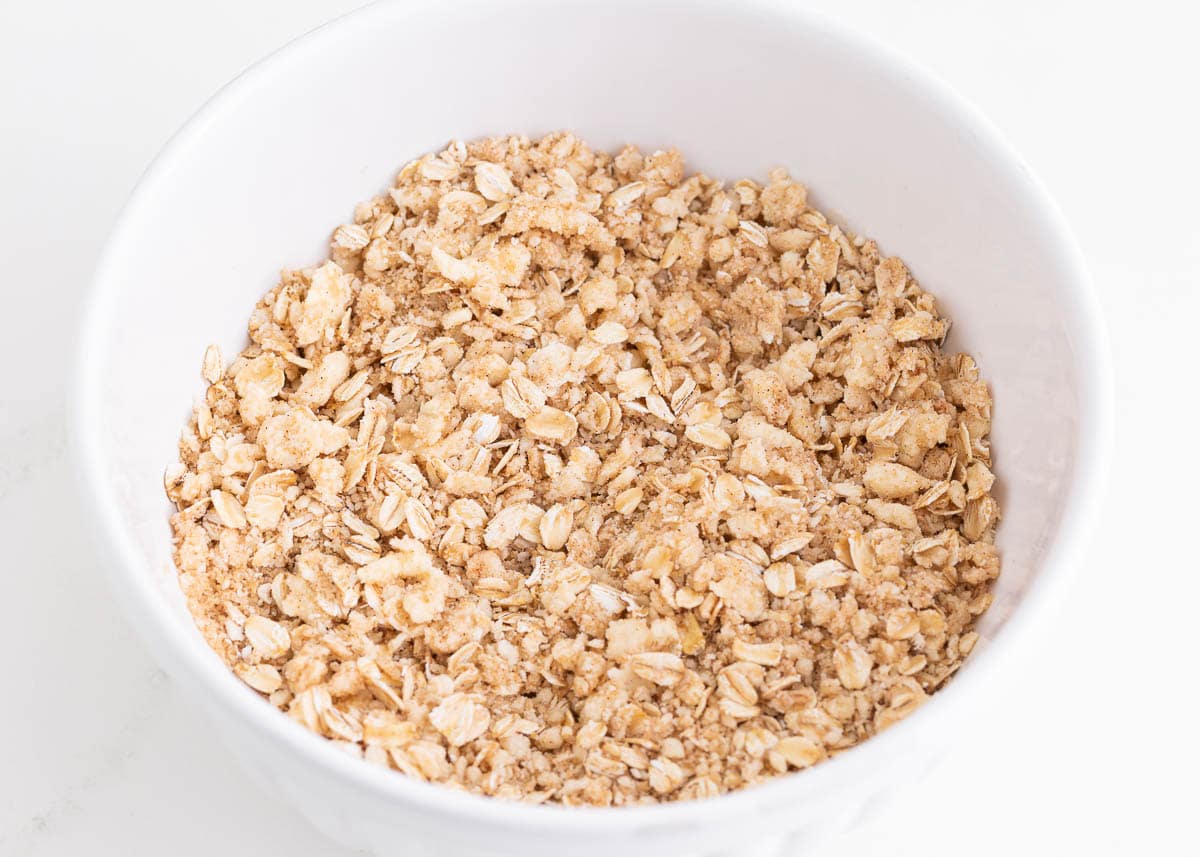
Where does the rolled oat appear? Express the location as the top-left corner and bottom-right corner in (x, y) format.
(166, 133), (999, 806)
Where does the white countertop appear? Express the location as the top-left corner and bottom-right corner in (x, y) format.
(2, 1), (1196, 854)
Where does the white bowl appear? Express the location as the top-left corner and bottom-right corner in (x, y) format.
(74, 1), (1112, 854)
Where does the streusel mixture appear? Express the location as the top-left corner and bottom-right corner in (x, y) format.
(166, 133), (998, 806)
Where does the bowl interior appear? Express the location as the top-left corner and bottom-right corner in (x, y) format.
(80, 0), (1101, 818)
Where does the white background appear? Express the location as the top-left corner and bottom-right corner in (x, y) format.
(1, 0), (1196, 854)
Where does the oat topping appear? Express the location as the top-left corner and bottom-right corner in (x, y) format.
(166, 133), (999, 806)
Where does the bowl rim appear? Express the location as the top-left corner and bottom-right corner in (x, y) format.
(73, 0), (1113, 833)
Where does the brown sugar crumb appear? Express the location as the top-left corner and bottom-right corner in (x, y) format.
(165, 133), (999, 806)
